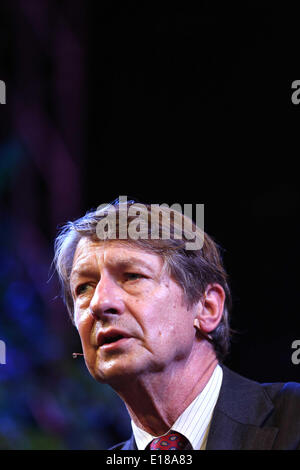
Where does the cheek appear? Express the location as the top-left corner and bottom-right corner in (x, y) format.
(143, 297), (177, 337)
(158, 299), (192, 343)
(74, 308), (94, 343)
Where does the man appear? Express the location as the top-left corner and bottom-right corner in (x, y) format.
(54, 199), (300, 450)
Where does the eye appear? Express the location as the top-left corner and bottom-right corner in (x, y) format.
(75, 283), (91, 296)
(123, 272), (145, 281)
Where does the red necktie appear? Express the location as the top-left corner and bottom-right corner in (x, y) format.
(149, 430), (190, 450)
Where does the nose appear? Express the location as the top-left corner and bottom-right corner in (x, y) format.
(89, 275), (125, 319)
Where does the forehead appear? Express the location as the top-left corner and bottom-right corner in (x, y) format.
(71, 237), (163, 275)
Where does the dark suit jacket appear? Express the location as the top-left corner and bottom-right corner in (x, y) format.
(109, 365), (300, 450)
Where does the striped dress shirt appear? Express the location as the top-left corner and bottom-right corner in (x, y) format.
(131, 364), (223, 450)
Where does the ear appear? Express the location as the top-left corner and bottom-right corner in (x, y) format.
(193, 283), (225, 334)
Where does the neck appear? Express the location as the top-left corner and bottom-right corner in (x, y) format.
(112, 342), (218, 436)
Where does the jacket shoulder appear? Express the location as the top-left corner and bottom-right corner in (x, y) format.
(263, 381), (300, 449)
(219, 366), (300, 425)
(108, 435), (136, 450)
(108, 441), (127, 450)
(262, 380), (300, 408)
(215, 366), (300, 448)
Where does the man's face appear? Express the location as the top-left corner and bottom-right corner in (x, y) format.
(70, 238), (199, 385)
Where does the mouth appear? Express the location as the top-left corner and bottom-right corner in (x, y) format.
(97, 330), (132, 349)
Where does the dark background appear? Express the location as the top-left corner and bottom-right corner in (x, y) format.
(0, 1), (299, 450)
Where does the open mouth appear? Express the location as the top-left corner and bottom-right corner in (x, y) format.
(101, 334), (125, 346)
(98, 331), (131, 349)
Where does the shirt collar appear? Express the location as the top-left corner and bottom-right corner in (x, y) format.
(131, 364), (223, 450)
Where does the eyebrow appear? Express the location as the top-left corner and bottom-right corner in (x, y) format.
(70, 256), (155, 284)
(70, 267), (98, 285)
(106, 257), (155, 273)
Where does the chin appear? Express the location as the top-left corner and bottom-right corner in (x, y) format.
(93, 357), (146, 385)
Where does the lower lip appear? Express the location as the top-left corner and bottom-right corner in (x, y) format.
(99, 337), (133, 351)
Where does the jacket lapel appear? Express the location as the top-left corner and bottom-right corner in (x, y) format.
(206, 408), (278, 450)
(206, 366), (278, 450)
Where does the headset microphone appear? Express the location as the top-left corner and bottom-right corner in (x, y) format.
(72, 353), (84, 358)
